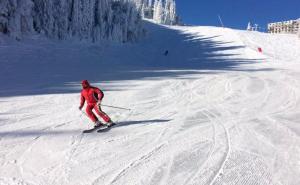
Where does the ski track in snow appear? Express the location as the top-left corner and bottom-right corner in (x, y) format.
(1, 22), (300, 185)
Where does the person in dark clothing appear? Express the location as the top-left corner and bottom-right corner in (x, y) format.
(164, 50), (169, 56)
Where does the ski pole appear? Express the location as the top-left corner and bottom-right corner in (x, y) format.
(101, 104), (131, 111)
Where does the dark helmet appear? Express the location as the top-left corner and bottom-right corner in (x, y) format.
(81, 80), (90, 88)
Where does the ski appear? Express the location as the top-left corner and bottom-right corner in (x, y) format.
(83, 124), (108, 134)
(97, 122), (117, 133)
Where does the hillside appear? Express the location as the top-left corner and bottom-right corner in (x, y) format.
(0, 21), (300, 185)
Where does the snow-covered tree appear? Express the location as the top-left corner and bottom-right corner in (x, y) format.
(153, 0), (164, 23)
(163, 0), (170, 24)
(163, 0), (176, 25)
(1, 0), (179, 42)
(247, 22), (252, 31)
(169, 0), (176, 24)
(298, 20), (300, 38)
(152, 0), (177, 25)
(142, 0), (154, 19)
(147, 0), (153, 7)
(0, 0), (144, 43)
(0, 0), (34, 39)
(141, 3), (145, 18)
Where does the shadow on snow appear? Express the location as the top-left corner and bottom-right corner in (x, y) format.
(0, 21), (273, 97)
(0, 119), (171, 138)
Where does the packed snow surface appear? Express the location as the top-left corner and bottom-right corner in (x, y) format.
(0, 21), (300, 185)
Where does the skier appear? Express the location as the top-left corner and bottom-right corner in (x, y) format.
(164, 50), (169, 56)
(79, 80), (113, 127)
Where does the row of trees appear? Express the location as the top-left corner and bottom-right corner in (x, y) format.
(0, 0), (179, 42)
(153, 0), (177, 25)
(0, 0), (144, 42)
(133, 0), (178, 25)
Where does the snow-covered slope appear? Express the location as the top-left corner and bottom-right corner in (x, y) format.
(0, 22), (300, 185)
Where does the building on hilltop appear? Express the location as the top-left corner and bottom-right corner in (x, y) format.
(268, 19), (300, 34)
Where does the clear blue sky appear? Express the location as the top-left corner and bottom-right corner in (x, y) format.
(176, 0), (300, 31)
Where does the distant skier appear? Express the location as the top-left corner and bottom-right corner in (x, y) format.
(164, 50), (169, 56)
(79, 80), (113, 127)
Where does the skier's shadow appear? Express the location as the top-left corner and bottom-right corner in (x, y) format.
(0, 120), (171, 137)
(103, 119), (171, 131)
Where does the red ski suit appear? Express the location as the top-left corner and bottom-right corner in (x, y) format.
(79, 85), (111, 123)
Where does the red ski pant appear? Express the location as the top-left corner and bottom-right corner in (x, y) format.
(85, 103), (111, 123)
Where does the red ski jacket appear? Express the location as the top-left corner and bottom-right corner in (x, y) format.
(80, 86), (104, 107)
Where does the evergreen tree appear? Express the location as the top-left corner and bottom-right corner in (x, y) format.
(152, 0), (177, 25)
(153, 0), (164, 23)
(0, 0), (34, 39)
(163, 0), (171, 24)
(163, 0), (176, 25)
(141, 4), (145, 18)
(169, 0), (176, 25)
(298, 20), (300, 38)
(247, 22), (252, 31)
(0, 0), (144, 43)
(153, 0), (158, 21)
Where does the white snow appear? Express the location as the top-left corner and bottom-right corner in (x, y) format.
(1, 21), (300, 185)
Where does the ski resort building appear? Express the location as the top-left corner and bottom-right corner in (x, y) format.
(268, 19), (300, 34)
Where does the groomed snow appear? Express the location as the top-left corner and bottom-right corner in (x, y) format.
(0, 21), (300, 185)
